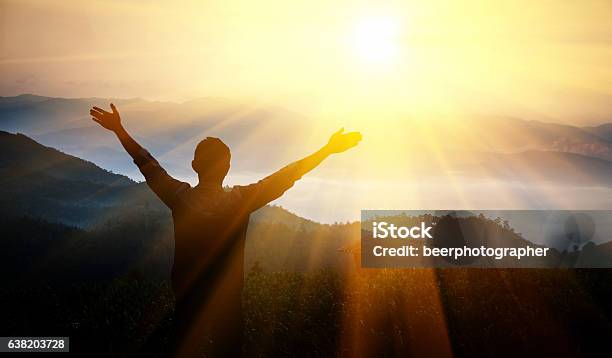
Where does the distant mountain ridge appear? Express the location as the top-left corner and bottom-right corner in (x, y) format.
(454, 149), (612, 187)
(404, 115), (612, 161)
(0, 94), (314, 179)
(582, 123), (612, 142)
(2, 94), (612, 179)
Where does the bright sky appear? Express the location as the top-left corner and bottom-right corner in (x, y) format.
(2, 0), (612, 124)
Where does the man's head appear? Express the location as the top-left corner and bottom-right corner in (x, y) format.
(192, 137), (231, 184)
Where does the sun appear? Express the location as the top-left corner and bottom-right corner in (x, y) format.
(349, 17), (401, 65)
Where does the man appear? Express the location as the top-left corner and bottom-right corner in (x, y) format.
(90, 103), (361, 356)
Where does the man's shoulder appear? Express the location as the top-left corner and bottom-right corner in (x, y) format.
(228, 185), (247, 198)
(230, 183), (265, 198)
(178, 181), (194, 191)
(172, 182), (194, 199)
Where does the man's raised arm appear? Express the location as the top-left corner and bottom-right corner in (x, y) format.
(90, 104), (188, 208)
(238, 128), (362, 211)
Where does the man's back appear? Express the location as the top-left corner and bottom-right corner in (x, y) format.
(169, 184), (253, 357)
(171, 184), (249, 296)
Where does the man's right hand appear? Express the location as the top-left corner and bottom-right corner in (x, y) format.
(90, 103), (122, 132)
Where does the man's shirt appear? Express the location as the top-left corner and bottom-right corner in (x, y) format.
(133, 148), (302, 299)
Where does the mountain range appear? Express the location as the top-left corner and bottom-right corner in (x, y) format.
(2, 94), (612, 189)
(0, 94), (313, 180)
(2, 130), (612, 282)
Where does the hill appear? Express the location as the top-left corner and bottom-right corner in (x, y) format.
(0, 131), (156, 227)
(0, 130), (133, 186)
(0, 131), (327, 228)
(0, 132), (358, 279)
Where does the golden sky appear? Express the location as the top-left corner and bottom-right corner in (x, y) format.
(2, 0), (612, 124)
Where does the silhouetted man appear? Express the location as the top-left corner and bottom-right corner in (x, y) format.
(90, 103), (361, 357)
